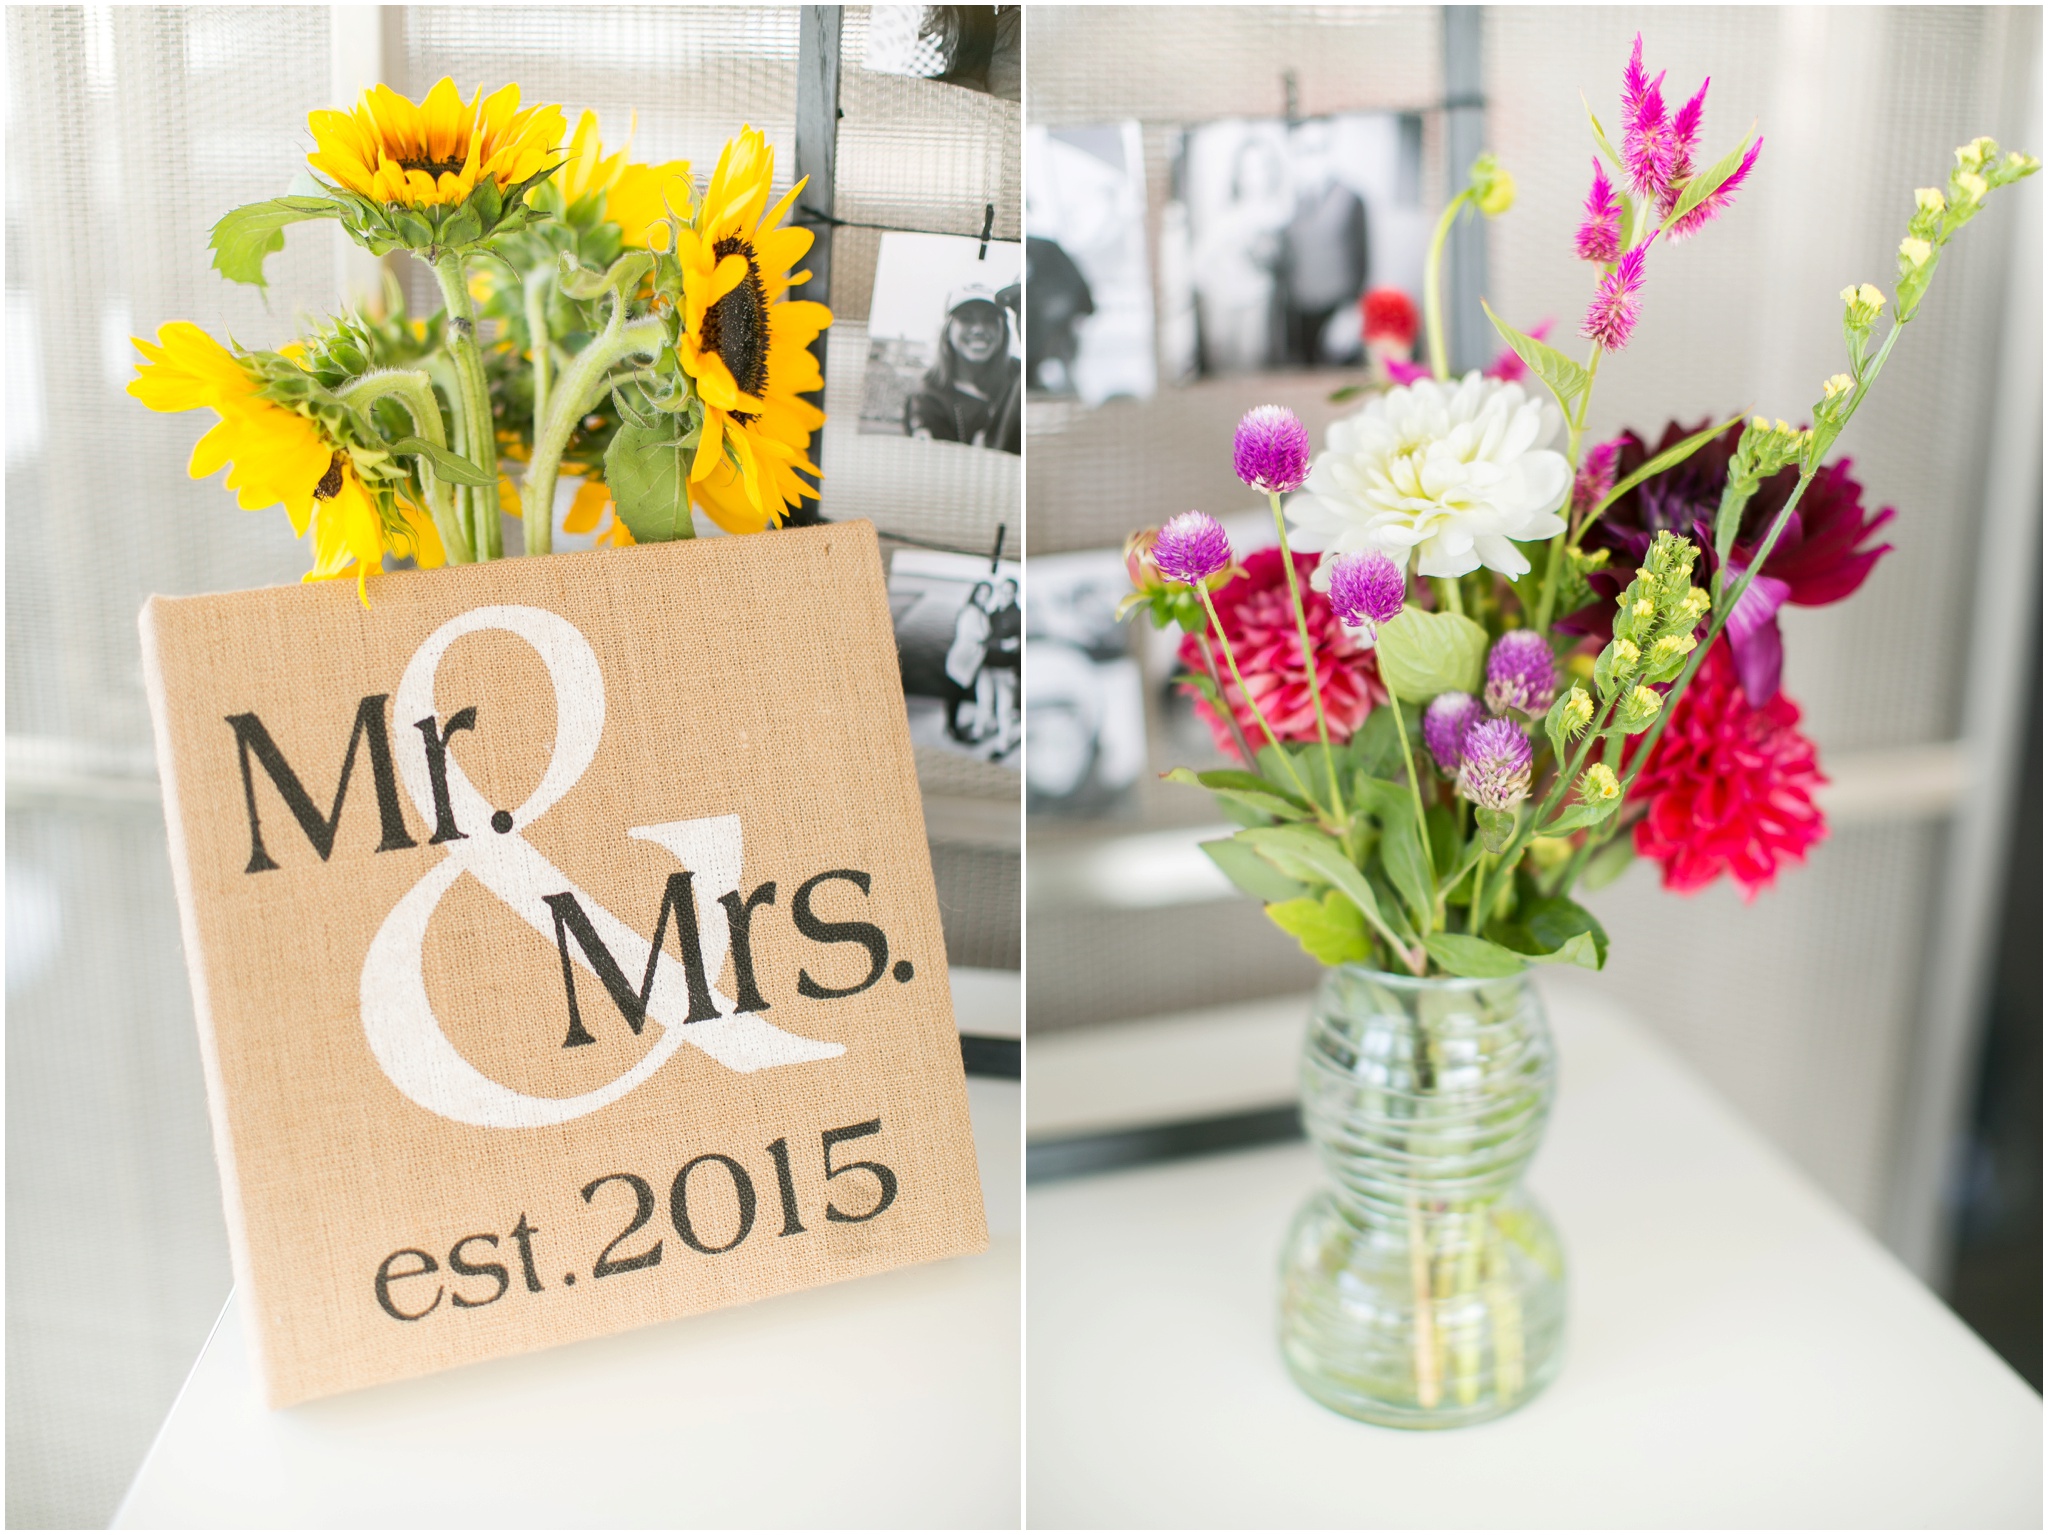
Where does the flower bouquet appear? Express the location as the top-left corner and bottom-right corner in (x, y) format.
(1123, 37), (2036, 1428)
(129, 78), (832, 601)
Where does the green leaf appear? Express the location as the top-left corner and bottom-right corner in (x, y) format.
(1481, 299), (1590, 418)
(1265, 891), (1374, 966)
(1256, 740), (1346, 813)
(1487, 893), (1609, 970)
(1377, 799), (1435, 933)
(1237, 825), (1386, 934)
(1587, 411), (1748, 528)
(1474, 804), (1519, 854)
(1581, 834), (1637, 892)
(1582, 93), (1625, 173)
(1328, 383), (1372, 404)
(1202, 838), (1311, 903)
(558, 249), (655, 302)
(1543, 689), (1581, 768)
(1348, 774), (1409, 823)
(209, 197), (343, 288)
(1426, 804), (1459, 880)
(384, 436), (496, 487)
(1164, 767), (1310, 823)
(1542, 799), (1618, 835)
(1424, 933), (1529, 978)
(1374, 606), (1488, 701)
(1664, 126), (1757, 231)
(604, 420), (696, 543)
(1352, 701), (1422, 779)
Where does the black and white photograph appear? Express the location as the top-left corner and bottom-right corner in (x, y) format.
(862, 5), (1019, 102)
(1023, 548), (1148, 817)
(1162, 112), (1429, 376)
(889, 547), (1022, 763)
(1023, 121), (1155, 405)
(860, 231), (1023, 454)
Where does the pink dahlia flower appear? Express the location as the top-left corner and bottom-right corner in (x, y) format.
(1628, 641), (1827, 899)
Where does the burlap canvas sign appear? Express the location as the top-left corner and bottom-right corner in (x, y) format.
(141, 522), (987, 1406)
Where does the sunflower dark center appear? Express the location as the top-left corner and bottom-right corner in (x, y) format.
(315, 453), (345, 500)
(399, 155), (469, 180)
(701, 235), (770, 424)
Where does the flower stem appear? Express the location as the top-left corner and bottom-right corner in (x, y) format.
(521, 303), (668, 557)
(432, 253), (501, 559)
(1467, 848), (1492, 934)
(1195, 632), (1259, 767)
(1196, 583), (1321, 812)
(1422, 190), (1471, 383)
(1266, 490), (1346, 823)
(1407, 1193), (1442, 1409)
(1386, 693), (1438, 914)
(336, 368), (470, 564)
(523, 263), (553, 447)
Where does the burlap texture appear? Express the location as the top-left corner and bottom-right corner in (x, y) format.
(140, 522), (986, 1405)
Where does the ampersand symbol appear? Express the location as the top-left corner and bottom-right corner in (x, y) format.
(359, 605), (844, 1129)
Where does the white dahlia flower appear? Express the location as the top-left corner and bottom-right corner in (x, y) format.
(1287, 372), (1572, 582)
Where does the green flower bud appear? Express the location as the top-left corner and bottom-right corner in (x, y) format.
(1670, 586), (1711, 629)
(1898, 236), (1933, 270)
(1561, 686), (1594, 739)
(1595, 638), (1640, 699)
(1615, 684), (1663, 734)
(1643, 629), (1697, 683)
(1579, 762), (1621, 804)
(1469, 152), (1515, 216)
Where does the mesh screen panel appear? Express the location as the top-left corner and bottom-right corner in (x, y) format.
(1022, 6), (2040, 1246)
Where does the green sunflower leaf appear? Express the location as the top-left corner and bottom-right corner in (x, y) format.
(209, 197), (345, 289)
(383, 436), (497, 487)
(1486, 892), (1609, 970)
(604, 420), (696, 543)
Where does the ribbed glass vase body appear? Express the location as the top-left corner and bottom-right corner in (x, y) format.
(1278, 965), (1566, 1428)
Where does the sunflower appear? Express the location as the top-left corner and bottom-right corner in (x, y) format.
(563, 477), (636, 548)
(307, 78), (564, 211)
(673, 125), (832, 534)
(130, 323), (441, 604)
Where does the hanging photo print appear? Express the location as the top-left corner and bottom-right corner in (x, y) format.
(889, 547), (1022, 764)
(1161, 113), (1428, 376)
(1024, 548), (1148, 816)
(1023, 121), (1156, 405)
(861, 231), (1023, 455)
(863, 5), (1020, 102)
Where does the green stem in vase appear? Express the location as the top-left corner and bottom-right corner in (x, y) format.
(336, 368), (470, 565)
(521, 305), (669, 558)
(432, 253), (501, 559)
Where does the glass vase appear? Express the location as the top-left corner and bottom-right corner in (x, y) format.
(1278, 965), (1566, 1428)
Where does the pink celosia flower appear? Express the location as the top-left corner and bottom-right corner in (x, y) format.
(1621, 35), (1674, 200)
(1581, 246), (1647, 350)
(1665, 136), (1764, 241)
(1660, 77), (1710, 215)
(1576, 158), (1622, 264)
(1385, 356), (1433, 385)
(1177, 547), (1384, 760)
(1571, 436), (1622, 518)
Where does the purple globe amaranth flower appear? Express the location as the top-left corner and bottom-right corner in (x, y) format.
(1484, 629), (1559, 716)
(1233, 405), (1312, 495)
(1423, 690), (1485, 776)
(1457, 717), (1534, 811)
(1582, 246), (1647, 351)
(1326, 550), (1405, 636)
(1576, 158), (1621, 264)
(1153, 510), (1234, 586)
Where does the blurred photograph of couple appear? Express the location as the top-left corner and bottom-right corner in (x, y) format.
(888, 549), (1023, 763)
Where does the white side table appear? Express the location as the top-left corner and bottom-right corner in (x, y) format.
(1027, 985), (2041, 1529)
(116, 974), (1020, 1531)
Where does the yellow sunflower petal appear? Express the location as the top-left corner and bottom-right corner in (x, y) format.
(563, 475), (610, 534)
(691, 411), (726, 484)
